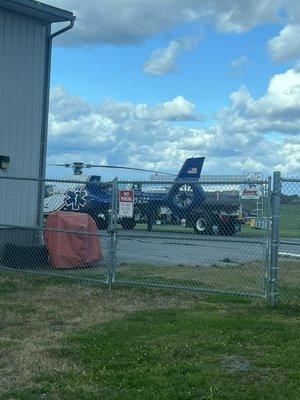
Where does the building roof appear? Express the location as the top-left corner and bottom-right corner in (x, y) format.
(0, 0), (75, 22)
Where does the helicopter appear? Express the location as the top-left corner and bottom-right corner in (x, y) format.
(44, 157), (207, 231)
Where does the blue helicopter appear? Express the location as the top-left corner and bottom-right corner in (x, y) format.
(44, 157), (207, 231)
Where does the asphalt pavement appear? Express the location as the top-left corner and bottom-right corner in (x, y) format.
(100, 230), (300, 267)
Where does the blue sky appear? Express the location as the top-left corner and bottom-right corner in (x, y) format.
(52, 24), (284, 106)
(47, 0), (300, 179)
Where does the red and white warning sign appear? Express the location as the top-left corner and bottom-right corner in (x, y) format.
(239, 185), (261, 199)
(119, 190), (134, 218)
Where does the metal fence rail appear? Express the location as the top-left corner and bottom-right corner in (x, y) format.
(0, 173), (299, 305)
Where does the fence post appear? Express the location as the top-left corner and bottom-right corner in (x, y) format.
(269, 171), (281, 306)
(108, 178), (118, 287)
(263, 176), (272, 297)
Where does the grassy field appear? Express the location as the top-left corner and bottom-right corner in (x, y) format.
(1, 258), (299, 302)
(0, 271), (299, 400)
(115, 260), (300, 300)
(279, 204), (300, 238)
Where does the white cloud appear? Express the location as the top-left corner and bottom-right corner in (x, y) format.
(230, 55), (248, 68)
(47, 152), (108, 166)
(100, 96), (202, 121)
(50, 86), (93, 121)
(48, 91), (203, 170)
(215, 68), (300, 137)
(49, 0), (280, 46)
(266, 0), (300, 62)
(48, 67), (300, 176)
(268, 24), (300, 61)
(230, 55), (249, 77)
(143, 36), (200, 76)
(48, 0), (300, 67)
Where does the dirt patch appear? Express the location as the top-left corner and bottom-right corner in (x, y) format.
(220, 356), (252, 373)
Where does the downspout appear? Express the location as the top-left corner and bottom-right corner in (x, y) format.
(50, 19), (75, 40)
(36, 19), (75, 242)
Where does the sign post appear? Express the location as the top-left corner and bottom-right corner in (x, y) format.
(119, 190), (134, 218)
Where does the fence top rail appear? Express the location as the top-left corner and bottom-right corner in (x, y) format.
(281, 177), (300, 183)
(0, 175), (269, 185)
(117, 179), (268, 185)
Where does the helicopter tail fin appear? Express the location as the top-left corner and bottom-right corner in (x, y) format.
(175, 157), (205, 181)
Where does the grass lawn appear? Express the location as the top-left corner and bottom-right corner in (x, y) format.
(279, 204), (300, 238)
(0, 271), (299, 400)
(1, 258), (299, 301)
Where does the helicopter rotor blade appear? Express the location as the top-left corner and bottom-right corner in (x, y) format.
(48, 163), (71, 167)
(47, 162), (177, 176)
(88, 164), (176, 176)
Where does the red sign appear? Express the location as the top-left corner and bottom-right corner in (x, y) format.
(119, 190), (134, 203)
(240, 185), (260, 199)
(242, 189), (258, 196)
(119, 190), (134, 218)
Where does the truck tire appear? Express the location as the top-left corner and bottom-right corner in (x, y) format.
(193, 216), (213, 235)
(121, 218), (136, 230)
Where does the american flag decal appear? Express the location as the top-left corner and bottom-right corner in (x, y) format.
(187, 167), (198, 174)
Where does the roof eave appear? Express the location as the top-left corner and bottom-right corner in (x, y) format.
(0, 0), (75, 23)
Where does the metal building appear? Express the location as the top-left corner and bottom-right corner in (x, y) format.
(0, 0), (75, 252)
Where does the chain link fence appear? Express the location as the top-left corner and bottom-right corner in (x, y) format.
(113, 178), (270, 298)
(0, 173), (299, 305)
(0, 176), (111, 283)
(277, 177), (300, 303)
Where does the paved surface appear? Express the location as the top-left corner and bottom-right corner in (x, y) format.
(100, 230), (300, 267)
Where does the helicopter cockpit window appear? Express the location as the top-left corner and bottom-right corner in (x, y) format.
(89, 175), (102, 183)
(44, 185), (54, 198)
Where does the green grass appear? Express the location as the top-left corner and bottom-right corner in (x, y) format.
(114, 260), (300, 300)
(114, 262), (265, 295)
(279, 204), (300, 238)
(0, 271), (299, 400)
(1, 258), (299, 301)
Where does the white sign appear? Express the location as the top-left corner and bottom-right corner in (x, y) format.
(240, 185), (261, 199)
(119, 190), (134, 218)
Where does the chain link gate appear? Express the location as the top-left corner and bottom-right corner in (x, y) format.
(109, 178), (271, 298)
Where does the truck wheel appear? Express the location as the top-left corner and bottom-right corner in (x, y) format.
(121, 218), (136, 230)
(193, 216), (213, 235)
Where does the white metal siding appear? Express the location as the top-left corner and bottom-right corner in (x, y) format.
(0, 8), (48, 227)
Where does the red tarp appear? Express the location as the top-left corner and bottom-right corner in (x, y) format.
(44, 212), (103, 269)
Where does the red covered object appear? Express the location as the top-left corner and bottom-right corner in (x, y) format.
(44, 212), (103, 269)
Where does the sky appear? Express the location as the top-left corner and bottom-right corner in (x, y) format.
(46, 0), (300, 179)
